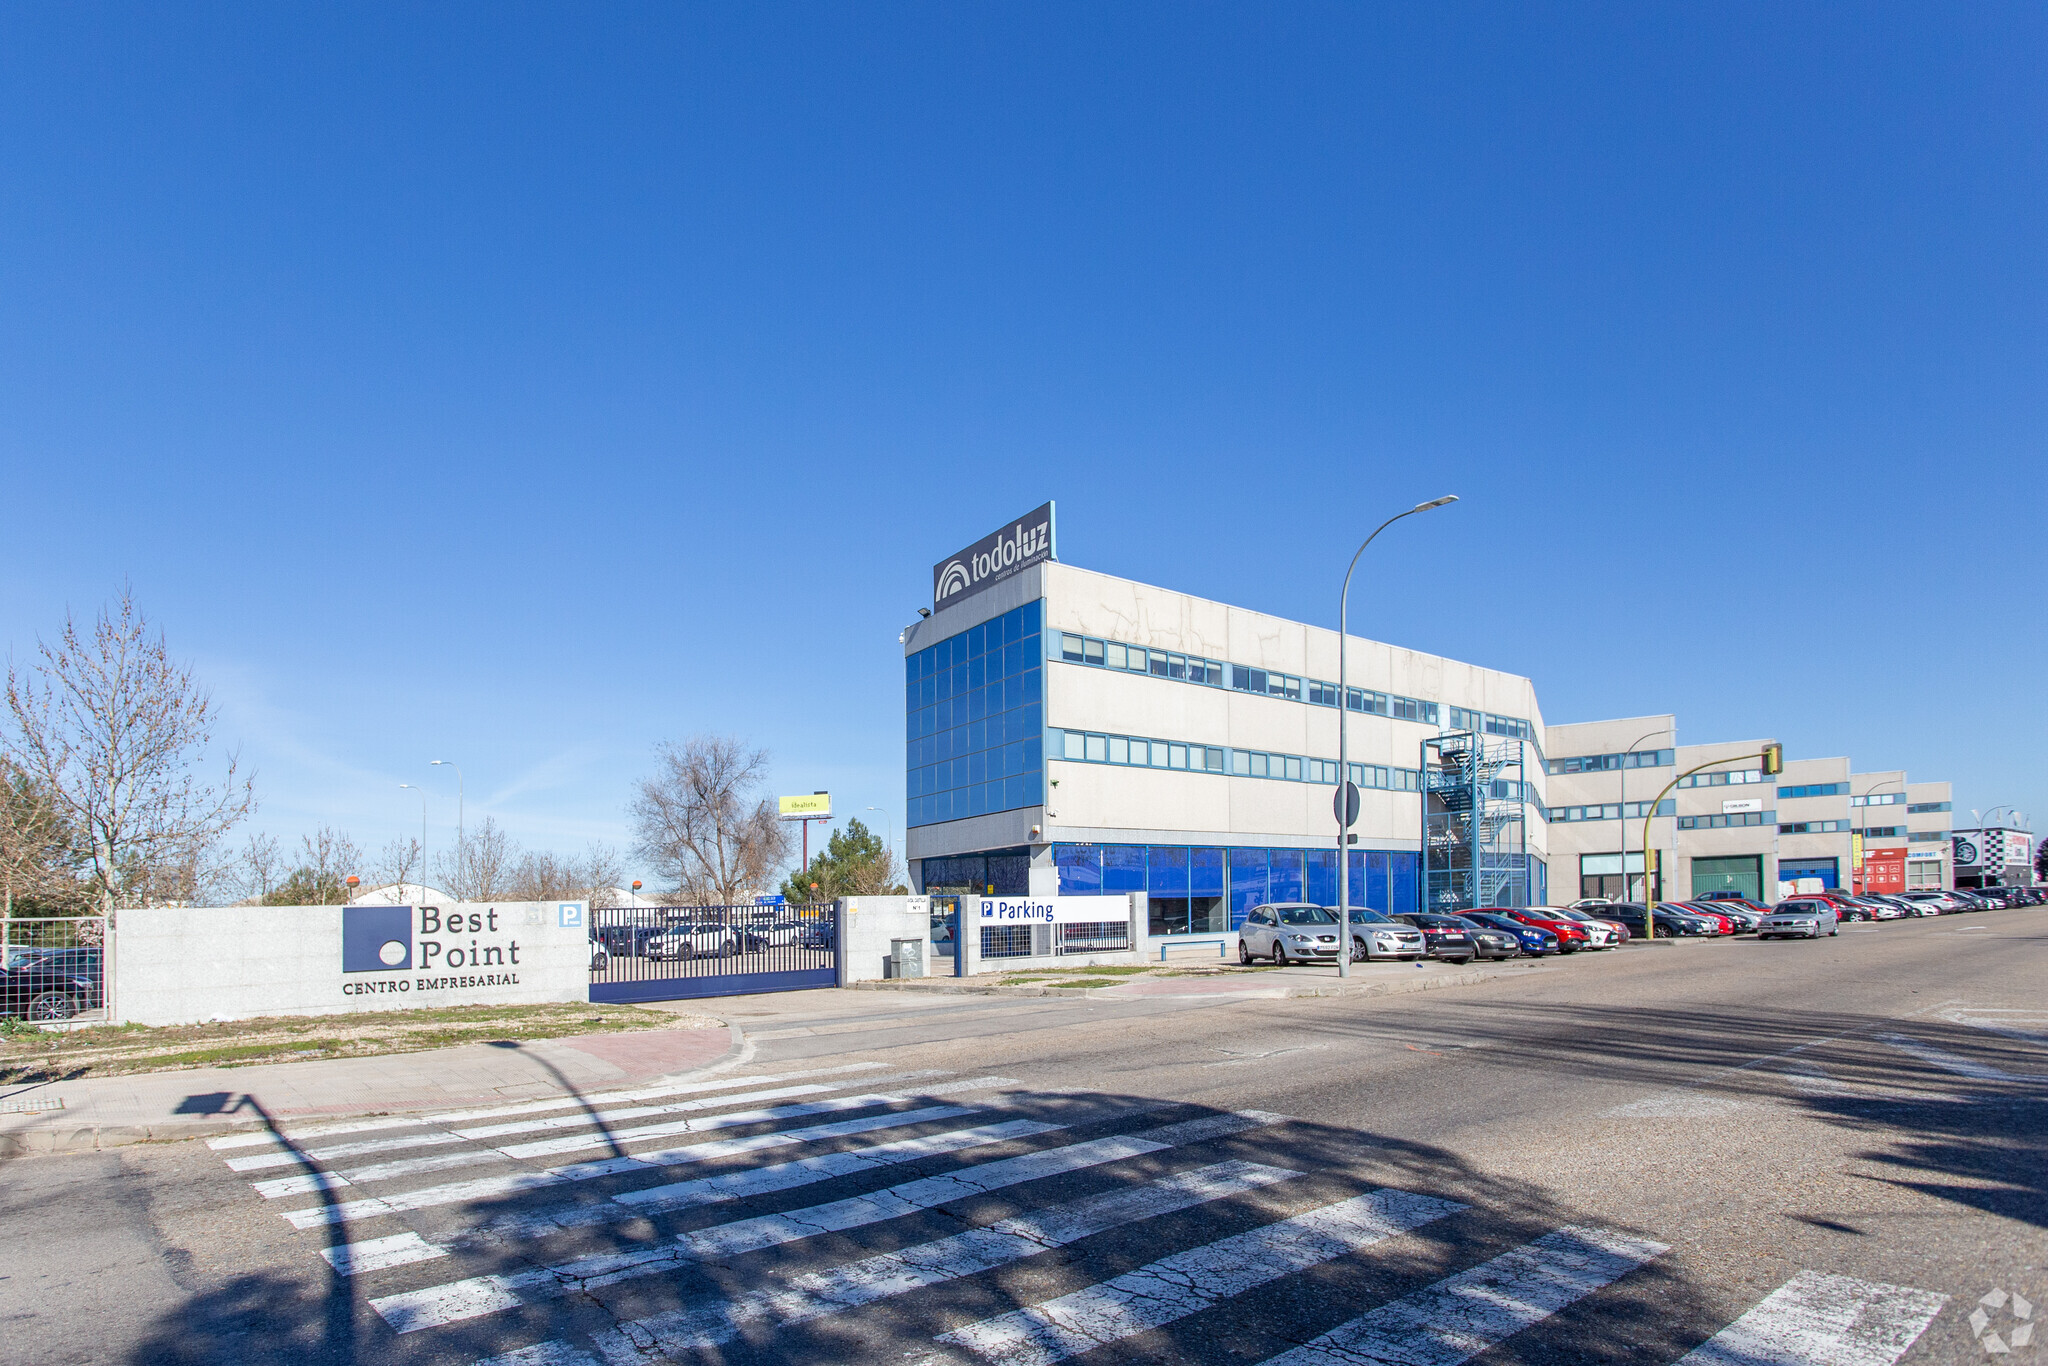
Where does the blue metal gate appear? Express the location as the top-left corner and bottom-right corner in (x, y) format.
(589, 903), (836, 1003)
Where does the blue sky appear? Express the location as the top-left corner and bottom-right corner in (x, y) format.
(3, 4), (2043, 879)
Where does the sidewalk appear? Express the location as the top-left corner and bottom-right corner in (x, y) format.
(0, 1022), (738, 1157)
(853, 958), (1556, 1001)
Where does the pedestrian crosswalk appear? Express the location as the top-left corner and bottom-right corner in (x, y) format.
(206, 1063), (1955, 1366)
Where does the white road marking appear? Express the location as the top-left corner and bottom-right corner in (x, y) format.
(206, 1062), (892, 1150)
(1257, 1225), (1668, 1366)
(321, 1113), (1053, 1275)
(1673, 1269), (1948, 1365)
(1880, 1034), (2043, 1082)
(370, 1110), (1283, 1333)
(281, 1097), (968, 1227)
(588, 1160), (1306, 1357)
(936, 1188), (1467, 1364)
(474, 1343), (601, 1366)
(318, 1231), (448, 1276)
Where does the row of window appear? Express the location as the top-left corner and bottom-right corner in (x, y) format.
(906, 602), (1048, 831)
(1546, 799), (1676, 823)
(1779, 783), (1848, 800)
(1048, 843), (1439, 926)
(1910, 831), (1949, 843)
(1048, 728), (1427, 793)
(1858, 826), (1905, 839)
(1908, 801), (1951, 814)
(1781, 819), (1850, 834)
(1546, 748), (1674, 776)
(1047, 630), (1536, 742)
(1850, 792), (1907, 807)
(1677, 811), (1775, 830)
(1676, 769), (1766, 788)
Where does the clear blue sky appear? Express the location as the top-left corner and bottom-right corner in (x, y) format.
(3, 4), (2043, 879)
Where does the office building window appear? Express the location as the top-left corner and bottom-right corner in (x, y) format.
(905, 601), (1045, 828)
(1547, 799), (1676, 823)
(1907, 801), (1951, 814)
(1778, 783), (1848, 800)
(1546, 749), (1675, 776)
(1908, 831), (1949, 843)
(1676, 810), (1775, 829)
(1049, 842), (1427, 932)
(1045, 631), (1471, 734)
(1779, 820), (1849, 835)
(1850, 793), (1907, 807)
(1050, 729), (1418, 790)
(1858, 826), (1905, 839)
(1676, 769), (1765, 788)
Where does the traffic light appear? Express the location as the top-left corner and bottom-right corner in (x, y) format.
(1761, 743), (1783, 776)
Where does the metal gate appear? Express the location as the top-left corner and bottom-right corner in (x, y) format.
(588, 903), (836, 1004)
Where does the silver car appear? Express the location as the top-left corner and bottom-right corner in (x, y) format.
(1757, 899), (1840, 940)
(1346, 909), (1427, 961)
(1238, 903), (1342, 965)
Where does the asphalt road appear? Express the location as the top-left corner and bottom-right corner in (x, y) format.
(3, 909), (2041, 1365)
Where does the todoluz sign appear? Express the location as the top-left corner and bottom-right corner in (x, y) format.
(932, 502), (1056, 610)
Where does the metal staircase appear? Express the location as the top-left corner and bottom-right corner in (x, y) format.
(1423, 732), (1529, 912)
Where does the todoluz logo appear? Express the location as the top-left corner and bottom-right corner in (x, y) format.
(937, 517), (1051, 603)
(1971, 1286), (2033, 1354)
(936, 560), (972, 599)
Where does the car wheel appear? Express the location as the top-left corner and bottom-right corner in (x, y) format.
(1238, 939), (1253, 965)
(1829, 927), (1838, 937)
(1351, 936), (1369, 963)
(1273, 941), (1291, 966)
(28, 991), (78, 1021)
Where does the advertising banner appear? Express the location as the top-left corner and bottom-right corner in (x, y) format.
(779, 793), (832, 821)
(932, 503), (1056, 611)
(1857, 847), (1906, 894)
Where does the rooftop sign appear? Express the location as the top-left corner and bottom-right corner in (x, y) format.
(932, 502), (1055, 611)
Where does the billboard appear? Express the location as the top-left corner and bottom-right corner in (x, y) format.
(1859, 846), (1906, 894)
(932, 503), (1056, 612)
(779, 793), (831, 821)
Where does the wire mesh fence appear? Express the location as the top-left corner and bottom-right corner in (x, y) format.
(2, 916), (107, 1019)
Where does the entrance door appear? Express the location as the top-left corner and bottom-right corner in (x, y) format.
(590, 903), (836, 1003)
(1691, 856), (1763, 902)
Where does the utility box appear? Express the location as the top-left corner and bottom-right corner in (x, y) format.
(886, 937), (926, 979)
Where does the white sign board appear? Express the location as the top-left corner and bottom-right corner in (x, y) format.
(977, 895), (1125, 925)
(1722, 798), (1764, 814)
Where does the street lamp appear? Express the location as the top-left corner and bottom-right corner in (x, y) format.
(1336, 494), (1459, 978)
(1854, 778), (1905, 894)
(1618, 728), (1674, 905)
(431, 760), (465, 853)
(866, 806), (896, 874)
(398, 784), (428, 899)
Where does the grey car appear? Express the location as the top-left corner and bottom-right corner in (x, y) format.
(1757, 899), (1840, 940)
(1345, 908), (1428, 961)
(1238, 903), (1342, 965)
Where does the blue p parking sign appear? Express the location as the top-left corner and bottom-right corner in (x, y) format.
(558, 903), (584, 929)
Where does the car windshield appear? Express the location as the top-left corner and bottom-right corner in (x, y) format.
(1276, 905), (1336, 926)
(1346, 909), (1391, 923)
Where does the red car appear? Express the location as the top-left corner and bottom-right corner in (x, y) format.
(1671, 903), (1736, 934)
(1501, 908), (1590, 952)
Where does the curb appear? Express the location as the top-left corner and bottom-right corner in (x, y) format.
(0, 1020), (746, 1159)
(852, 966), (1507, 1000)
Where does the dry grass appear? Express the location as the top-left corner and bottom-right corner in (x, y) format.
(0, 1002), (716, 1083)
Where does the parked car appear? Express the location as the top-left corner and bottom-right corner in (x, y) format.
(1342, 908), (1427, 962)
(740, 916), (803, 950)
(1673, 900), (1759, 933)
(1759, 899), (1841, 939)
(589, 939), (611, 973)
(647, 918), (742, 960)
(1539, 907), (1623, 947)
(0, 960), (93, 1020)
(1665, 903), (1737, 934)
(594, 923), (667, 958)
(1499, 908), (1592, 952)
(1462, 912), (1559, 956)
(1448, 916), (1525, 961)
(1695, 892), (1770, 911)
(1390, 913), (1480, 964)
(1898, 891), (1957, 914)
(1595, 902), (1716, 937)
(796, 916), (836, 950)
(1238, 903), (1342, 965)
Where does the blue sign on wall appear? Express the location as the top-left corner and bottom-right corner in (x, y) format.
(342, 905), (413, 973)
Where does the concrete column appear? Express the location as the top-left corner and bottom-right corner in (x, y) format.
(1128, 892), (1146, 958)
(958, 896), (982, 978)
(833, 900), (850, 988)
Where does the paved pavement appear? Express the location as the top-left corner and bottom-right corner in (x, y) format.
(0, 1025), (738, 1154)
(1, 908), (2042, 1365)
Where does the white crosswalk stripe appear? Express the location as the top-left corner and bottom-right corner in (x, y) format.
(320, 1114), (1059, 1275)
(934, 1188), (1468, 1364)
(1257, 1225), (1669, 1366)
(1673, 1270), (1948, 1365)
(584, 1160), (1303, 1358)
(370, 1109), (1282, 1333)
(206, 1061), (894, 1151)
(276, 1089), (1011, 1228)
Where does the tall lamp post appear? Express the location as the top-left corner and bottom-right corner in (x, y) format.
(431, 760), (465, 854)
(866, 806), (895, 878)
(1618, 728), (1674, 904)
(1854, 779), (1904, 894)
(1336, 494), (1459, 979)
(398, 784), (428, 899)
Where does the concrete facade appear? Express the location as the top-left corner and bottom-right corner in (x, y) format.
(113, 901), (592, 1026)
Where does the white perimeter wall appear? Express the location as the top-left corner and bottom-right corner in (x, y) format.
(115, 902), (592, 1026)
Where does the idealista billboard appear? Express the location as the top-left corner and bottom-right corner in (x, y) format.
(932, 502), (1056, 611)
(779, 793), (831, 821)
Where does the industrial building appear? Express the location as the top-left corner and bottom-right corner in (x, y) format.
(903, 507), (1992, 939)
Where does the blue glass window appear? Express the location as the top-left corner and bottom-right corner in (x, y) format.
(1269, 849), (1305, 903)
(1103, 845), (1146, 893)
(1228, 849), (1268, 926)
(906, 601), (1047, 829)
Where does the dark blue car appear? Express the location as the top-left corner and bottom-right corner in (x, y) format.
(1462, 912), (1558, 956)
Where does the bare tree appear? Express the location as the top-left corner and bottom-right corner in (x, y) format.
(436, 816), (515, 900)
(3, 589), (254, 914)
(0, 760), (89, 916)
(265, 825), (363, 905)
(233, 831), (284, 904)
(371, 835), (422, 896)
(631, 736), (791, 905)
(501, 840), (626, 905)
